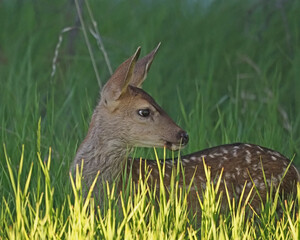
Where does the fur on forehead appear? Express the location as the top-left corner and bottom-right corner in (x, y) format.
(126, 86), (164, 113)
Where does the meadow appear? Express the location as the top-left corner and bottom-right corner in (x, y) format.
(1, 0), (300, 238)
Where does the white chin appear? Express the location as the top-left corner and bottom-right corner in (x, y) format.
(170, 144), (184, 151)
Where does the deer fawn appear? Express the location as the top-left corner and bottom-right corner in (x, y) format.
(71, 43), (299, 212)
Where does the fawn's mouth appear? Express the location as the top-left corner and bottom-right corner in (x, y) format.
(165, 141), (186, 151)
(164, 131), (189, 151)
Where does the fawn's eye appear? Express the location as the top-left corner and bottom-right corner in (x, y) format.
(137, 108), (151, 118)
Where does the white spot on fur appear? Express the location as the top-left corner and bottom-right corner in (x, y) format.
(198, 176), (205, 182)
(257, 175), (262, 180)
(293, 165), (300, 181)
(244, 144), (252, 147)
(271, 176), (279, 186)
(257, 146), (264, 151)
(235, 167), (241, 175)
(259, 182), (265, 190)
(252, 164), (258, 171)
(222, 148), (228, 154)
(232, 150), (238, 157)
(271, 156), (277, 161)
(235, 186), (241, 194)
(209, 154), (216, 158)
(166, 164), (172, 169)
(225, 172), (231, 179)
(282, 167), (287, 173)
(164, 161), (172, 166)
(272, 151), (282, 158)
(245, 155), (252, 164)
(182, 158), (190, 163)
(215, 152), (224, 157)
(277, 175), (283, 183)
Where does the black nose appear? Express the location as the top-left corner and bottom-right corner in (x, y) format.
(177, 130), (189, 145)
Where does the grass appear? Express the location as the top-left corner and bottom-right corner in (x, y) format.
(1, 0), (300, 238)
(1, 144), (300, 239)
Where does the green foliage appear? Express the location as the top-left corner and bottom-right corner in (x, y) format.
(1, 0), (300, 238)
(1, 147), (300, 239)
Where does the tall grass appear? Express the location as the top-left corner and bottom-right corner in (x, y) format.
(1, 143), (300, 239)
(1, 0), (300, 238)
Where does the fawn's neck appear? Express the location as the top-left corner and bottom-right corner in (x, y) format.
(73, 109), (132, 191)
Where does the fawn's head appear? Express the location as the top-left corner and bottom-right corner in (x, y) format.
(95, 44), (188, 151)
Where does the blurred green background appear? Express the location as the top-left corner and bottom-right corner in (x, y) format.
(0, 0), (300, 201)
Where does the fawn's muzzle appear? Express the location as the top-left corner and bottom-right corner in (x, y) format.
(177, 130), (189, 146)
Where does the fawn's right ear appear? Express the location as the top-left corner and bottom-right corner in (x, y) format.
(131, 43), (161, 88)
(101, 47), (141, 110)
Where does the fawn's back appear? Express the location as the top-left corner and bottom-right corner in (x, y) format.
(72, 44), (299, 212)
(130, 143), (299, 210)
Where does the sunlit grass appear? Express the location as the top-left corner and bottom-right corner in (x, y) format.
(1, 145), (300, 239)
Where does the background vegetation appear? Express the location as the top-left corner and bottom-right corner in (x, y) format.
(0, 0), (300, 238)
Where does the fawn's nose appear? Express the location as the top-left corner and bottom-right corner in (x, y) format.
(177, 130), (189, 145)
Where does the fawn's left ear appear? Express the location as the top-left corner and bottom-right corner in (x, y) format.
(131, 42), (161, 88)
(101, 47), (141, 108)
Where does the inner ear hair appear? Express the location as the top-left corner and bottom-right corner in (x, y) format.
(131, 43), (161, 88)
(120, 47), (141, 95)
(101, 47), (141, 106)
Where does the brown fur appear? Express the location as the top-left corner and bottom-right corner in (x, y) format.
(130, 143), (299, 211)
(71, 44), (299, 212)
(71, 44), (187, 197)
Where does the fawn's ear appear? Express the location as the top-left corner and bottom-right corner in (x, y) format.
(131, 43), (161, 88)
(101, 47), (141, 108)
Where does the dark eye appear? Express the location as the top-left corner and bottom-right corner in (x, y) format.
(137, 108), (150, 117)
